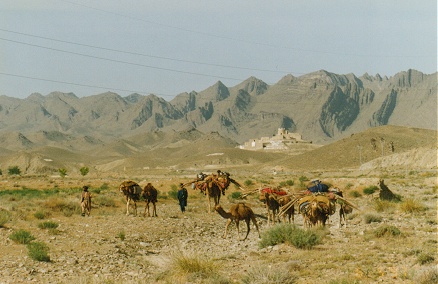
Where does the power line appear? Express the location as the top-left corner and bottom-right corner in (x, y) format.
(0, 28), (303, 75)
(0, 37), (246, 82)
(57, 0), (434, 58)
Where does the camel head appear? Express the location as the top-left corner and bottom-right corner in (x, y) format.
(214, 204), (223, 211)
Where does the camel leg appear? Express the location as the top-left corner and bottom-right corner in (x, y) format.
(153, 203), (157, 217)
(235, 220), (241, 240)
(223, 219), (232, 238)
(126, 199), (130, 216)
(133, 201), (137, 216)
(251, 216), (261, 238)
(242, 220), (251, 241)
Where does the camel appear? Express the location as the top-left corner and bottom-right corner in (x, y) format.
(299, 195), (331, 228)
(142, 183), (158, 217)
(81, 191), (91, 217)
(204, 178), (222, 213)
(332, 189), (353, 227)
(215, 203), (260, 241)
(119, 180), (142, 216)
(278, 195), (294, 224)
(259, 187), (292, 225)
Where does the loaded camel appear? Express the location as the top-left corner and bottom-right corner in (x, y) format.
(260, 187), (294, 225)
(119, 180), (142, 216)
(142, 183), (158, 217)
(191, 170), (243, 213)
(215, 203), (260, 241)
(332, 188), (353, 227)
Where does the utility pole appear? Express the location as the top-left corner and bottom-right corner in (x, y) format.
(357, 145), (363, 165)
(380, 137), (385, 157)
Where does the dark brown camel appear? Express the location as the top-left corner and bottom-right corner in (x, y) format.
(142, 183), (158, 217)
(119, 180), (142, 216)
(299, 195), (330, 228)
(215, 203), (260, 241)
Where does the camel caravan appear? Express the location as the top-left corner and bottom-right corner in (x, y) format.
(113, 172), (363, 241)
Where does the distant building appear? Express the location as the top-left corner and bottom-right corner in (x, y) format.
(239, 128), (311, 150)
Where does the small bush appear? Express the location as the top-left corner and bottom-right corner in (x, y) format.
(38, 221), (59, 229)
(100, 183), (109, 190)
(298, 176), (309, 186)
(27, 241), (50, 262)
(244, 180), (253, 186)
(417, 253), (435, 265)
(8, 166), (21, 175)
(79, 167), (89, 176)
(363, 185), (378, 195)
(348, 190), (361, 198)
(118, 231), (125, 241)
(0, 210), (11, 227)
(259, 224), (321, 249)
(33, 211), (47, 220)
(155, 251), (226, 283)
(374, 225), (401, 238)
(58, 168), (67, 178)
(9, 229), (35, 244)
(400, 198), (426, 214)
(363, 214), (382, 224)
(228, 191), (242, 200)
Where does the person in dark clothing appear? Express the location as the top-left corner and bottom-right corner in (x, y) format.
(177, 183), (188, 213)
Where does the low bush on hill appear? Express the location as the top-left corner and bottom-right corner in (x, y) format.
(9, 229), (35, 244)
(259, 224), (322, 249)
(38, 221), (59, 229)
(27, 241), (50, 262)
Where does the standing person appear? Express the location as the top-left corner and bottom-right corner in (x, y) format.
(80, 186), (92, 216)
(177, 183), (188, 213)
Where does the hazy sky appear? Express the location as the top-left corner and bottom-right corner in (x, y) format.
(1, 0), (436, 100)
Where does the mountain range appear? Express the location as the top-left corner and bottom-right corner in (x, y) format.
(0, 69), (436, 174)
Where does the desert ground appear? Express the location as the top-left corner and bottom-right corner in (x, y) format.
(0, 168), (437, 284)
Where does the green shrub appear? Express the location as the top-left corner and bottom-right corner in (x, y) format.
(38, 221), (59, 229)
(363, 185), (378, 195)
(363, 214), (382, 224)
(58, 168), (67, 178)
(348, 190), (362, 198)
(417, 253), (435, 265)
(228, 191), (242, 200)
(100, 183), (109, 190)
(259, 224), (321, 249)
(118, 231), (126, 241)
(8, 166), (21, 175)
(0, 210), (11, 227)
(79, 167), (89, 176)
(298, 176), (309, 186)
(244, 180), (253, 186)
(374, 225), (401, 238)
(27, 242), (50, 262)
(33, 211), (47, 220)
(9, 229), (35, 244)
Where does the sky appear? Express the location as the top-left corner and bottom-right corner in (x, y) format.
(0, 0), (436, 101)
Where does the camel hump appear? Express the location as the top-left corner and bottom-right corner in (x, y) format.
(121, 180), (139, 187)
